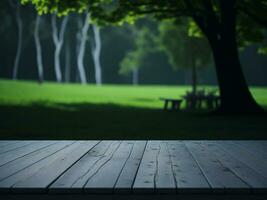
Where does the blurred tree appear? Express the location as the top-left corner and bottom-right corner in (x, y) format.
(34, 14), (44, 83)
(0, 1), (15, 77)
(64, 36), (71, 83)
(237, 1), (267, 55)
(51, 14), (69, 83)
(76, 12), (90, 84)
(19, 0), (267, 113)
(119, 26), (157, 85)
(91, 25), (102, 85)
(9, 0), (23, 80)
(120, 51), (140, 85)
(158, 20), (211, 95)
(101, 25), (136, 84)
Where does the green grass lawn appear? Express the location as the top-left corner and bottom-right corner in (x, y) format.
(0, 79), (199, 108)
(0, 79), (267, 139)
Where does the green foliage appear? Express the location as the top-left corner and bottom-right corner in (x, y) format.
(188, 20), (203, 38)
(119, 51), (141, 75)
(21, 0), (267, 52)
(258, 46), (267, 54)
(119, 25), (158, 75)
(21, 0), (88, 16)
(236, 12), (266, 50)
(158, 20), (211, 70)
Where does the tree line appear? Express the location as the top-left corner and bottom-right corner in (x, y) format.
(1, 0), (220, 86)
(6, 0), (103, 85)
(19, 0), (267, 114)
(2, 0), (267, 114)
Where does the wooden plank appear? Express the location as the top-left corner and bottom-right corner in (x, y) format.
(84, 141), (135, 193)
(66, 141), (120, 190)
(216, 141), (267, 178)
(167, 141), (210, 193)
(0, 141), (76, 190)
(0, 142), (76, 181)
(132, 141), (159, 193)
(0, 141), (55, 166)
(0, 141), (33, 154)
(0, 141), (19, 148)
(155, 141), (176, 193)
(11, 141), (99, 193)
(0, 140), (266, 195)
(133, 141), (176, 193)
(234, 141), (267, 160)
(185, 141), (249, 193)
(50, 141), (117, 192)
(114, 141), (147, 193)
(201, 141), (267, 192)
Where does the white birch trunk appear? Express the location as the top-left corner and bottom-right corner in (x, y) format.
(9, 0), (23, 80)
(75, 17), (82, 83)
(91, 25), (102, 85)
(76, 17), (82, 55)
(76, 13), (90, 84)
(34, 14), (44, 83)
(51, 14), (69, 83)
(64, 39), (70, 83)
(132, 68), (139, 85)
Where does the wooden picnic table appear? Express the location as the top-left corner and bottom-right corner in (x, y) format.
(0, 140), (267, 200)
(183, 94), (221, 110)
(159, 98), (183, 111)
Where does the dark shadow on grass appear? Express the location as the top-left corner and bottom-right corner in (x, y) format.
(0, 102), (267, 140)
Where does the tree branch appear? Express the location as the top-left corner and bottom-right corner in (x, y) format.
(239, 6), (267, 29)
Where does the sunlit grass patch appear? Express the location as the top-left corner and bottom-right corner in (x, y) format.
(1, 79), (266, 109)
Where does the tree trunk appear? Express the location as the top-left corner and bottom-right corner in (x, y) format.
(133, 68), (139, 85)
(77, 13), (90, 84)
(91, 25), (102, 86)
(64, 39), (71, 83)
(51, 14), (69, 83)
(12, 1), (22, 80)
(34, 14), (44, 84)
(75, 17), (82, 83)
(191, 52), (197, 96)
(208, 1), (264, 114)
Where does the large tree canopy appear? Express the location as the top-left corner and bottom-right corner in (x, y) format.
(22, 0), (267, 114)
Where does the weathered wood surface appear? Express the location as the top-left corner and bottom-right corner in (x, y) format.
(0, 140), (266, 194)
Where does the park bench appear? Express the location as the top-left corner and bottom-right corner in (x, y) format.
(159, 98), (183, 111)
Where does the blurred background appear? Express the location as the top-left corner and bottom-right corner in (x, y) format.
(1, 1), (267, 86)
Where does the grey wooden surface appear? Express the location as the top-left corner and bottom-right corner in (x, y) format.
(0, 140), (266, 194)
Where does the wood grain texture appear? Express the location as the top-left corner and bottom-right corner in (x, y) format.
(0, 141), (54, 167)
(216, 141), (267, 178)
(114, 141), (147, 193)
(0, 141), (76, 190)
(84, 141), (134, 193)
(133, 141), (176, 193)
(0, 140), (266, 195)
(0, 141), (33, 155)
(185, 141), (249, 193)
(133, 141), (160, 193)
(167, 141), (210, 193)
(50, 141), (118, 193)
(12, 141), (99, 193)
(201, 141), (267, 193)
(0, 141), (20, 149)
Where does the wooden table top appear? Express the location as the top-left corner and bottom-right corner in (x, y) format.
(0, 140), (266, 194)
